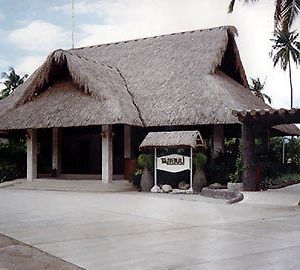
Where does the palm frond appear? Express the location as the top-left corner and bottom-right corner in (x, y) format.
(228, 0), (259, 13)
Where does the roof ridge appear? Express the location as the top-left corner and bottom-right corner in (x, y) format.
(70, 25), (236, 51)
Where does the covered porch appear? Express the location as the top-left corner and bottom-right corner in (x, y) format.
(26, 124), (133, 183)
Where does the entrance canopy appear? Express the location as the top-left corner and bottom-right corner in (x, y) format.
(139, 130), (204, 150)
(232, 108), (300, 191)
(232, 108), (300, 135)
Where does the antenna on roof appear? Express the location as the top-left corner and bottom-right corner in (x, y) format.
(71, 0), (75, 49)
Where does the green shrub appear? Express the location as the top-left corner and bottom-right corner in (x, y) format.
(137, 154), (153, 169)
(193, 153), (207, 169)
(0, 140), (26, 182)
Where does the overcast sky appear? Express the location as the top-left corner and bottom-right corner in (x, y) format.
(0, 0), (300, 109)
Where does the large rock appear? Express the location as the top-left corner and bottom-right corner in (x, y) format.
(150, 185), (162, 193)
(178, 181), (190, 190)
(140, 168), (153, 192)
(162, 184), (173, 193)
(193, 169), (207, 193)
(209, 183), (226, 189)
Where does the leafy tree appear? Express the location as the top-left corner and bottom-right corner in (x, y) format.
(249, 77), (272, 104)
(270, 30), (300, 108)
(0, 67), (28, 100)
(228, 0), (300, 31)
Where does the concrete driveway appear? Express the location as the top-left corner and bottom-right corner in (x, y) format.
(0, 182), (299, 270)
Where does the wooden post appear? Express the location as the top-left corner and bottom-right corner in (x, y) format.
(241, 123), (256, 191)
(124, 125), (131, 158)
(261, 129), (269, 153)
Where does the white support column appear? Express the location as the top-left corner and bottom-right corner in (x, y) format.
(212, 125), (224, 158)
(190, 147), (193, 193)
(102, 125), (113, 183)
(154, 147), (157, 187)
(124, 125), (131, 158)
(27, 129), (37, 181)
(52, 127), (62, 176)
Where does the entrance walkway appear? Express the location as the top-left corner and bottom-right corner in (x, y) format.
(0, 183), (299, 269)
(241, 183), (300, 207)
(2, 179), (136, 193)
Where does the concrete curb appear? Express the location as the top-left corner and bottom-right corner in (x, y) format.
(201, 187), (244, 204)
(0, 179), (25, 188)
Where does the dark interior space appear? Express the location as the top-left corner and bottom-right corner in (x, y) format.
(37, 129), (52, 174)
(62, 126), (101, 174)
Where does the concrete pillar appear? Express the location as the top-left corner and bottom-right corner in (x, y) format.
(52, 127), (62, 176)
(242, 123), (256, 191)
(212, 125), (224, 158)
(27, 129), (37, 181)
(102, 125), (113, 183)
(124, 125), (131, 158)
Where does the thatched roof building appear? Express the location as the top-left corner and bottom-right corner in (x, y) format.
(0, 25), (298, 135)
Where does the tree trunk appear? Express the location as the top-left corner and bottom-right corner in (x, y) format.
(288, 60), (293, 109)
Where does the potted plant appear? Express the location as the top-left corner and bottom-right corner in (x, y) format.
(193, 153), (208, 193)
(137, 154), (153, 192)
(228, 150), (244, 191)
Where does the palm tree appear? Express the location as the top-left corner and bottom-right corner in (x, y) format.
(249, 77), (272, 104)
(270, 30), (300, 108)
(228, 0), (300, 31)
(0, 67), (28, 100)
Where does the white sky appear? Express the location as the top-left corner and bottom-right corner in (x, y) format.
(1, 0), (300, 109)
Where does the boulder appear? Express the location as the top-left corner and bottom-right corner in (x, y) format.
(209, 183), (225, 189)
(162, 184), (173, 193)
(150, 185), (162, 193)
(178, 181), (190, 190)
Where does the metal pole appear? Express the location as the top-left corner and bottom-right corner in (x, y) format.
(71, 0), (75, 49)
(282, 137), (285, 164)
(190, 147), (193, 192)
(154, 147), (157, 187)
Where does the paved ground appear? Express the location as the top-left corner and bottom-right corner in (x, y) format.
(0, 233), (83, 270)
(0, 181), (299, 269)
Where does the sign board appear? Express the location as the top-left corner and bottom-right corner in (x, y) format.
(157, 154), (190, 173)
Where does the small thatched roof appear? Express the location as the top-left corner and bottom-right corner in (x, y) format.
(0, 25), (298, 135)
(139, 131), (204, 149)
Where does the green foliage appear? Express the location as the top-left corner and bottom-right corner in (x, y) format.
(285, 137), (300, 165)
(137, 154), (153, 169)
(228, 149), (244, 183)
(270, 29), (300, 108)
(0, 140), (26, 182)
(228, 0), (300, 32)
(130, 168), (143, 190)
(193, 153), (207, 169)
(0, 67), (28, 100)
(261, 173), (300, 189)
(270, 30), (300, 71)
(249, 77), (272, 104)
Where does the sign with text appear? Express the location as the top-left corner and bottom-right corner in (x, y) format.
(157, 154), (190, 173)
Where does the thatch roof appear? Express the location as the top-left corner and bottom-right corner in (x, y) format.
(139, 131), (204, 149)
(0, 50), (142, 129)
(0, 25), (298, 135)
